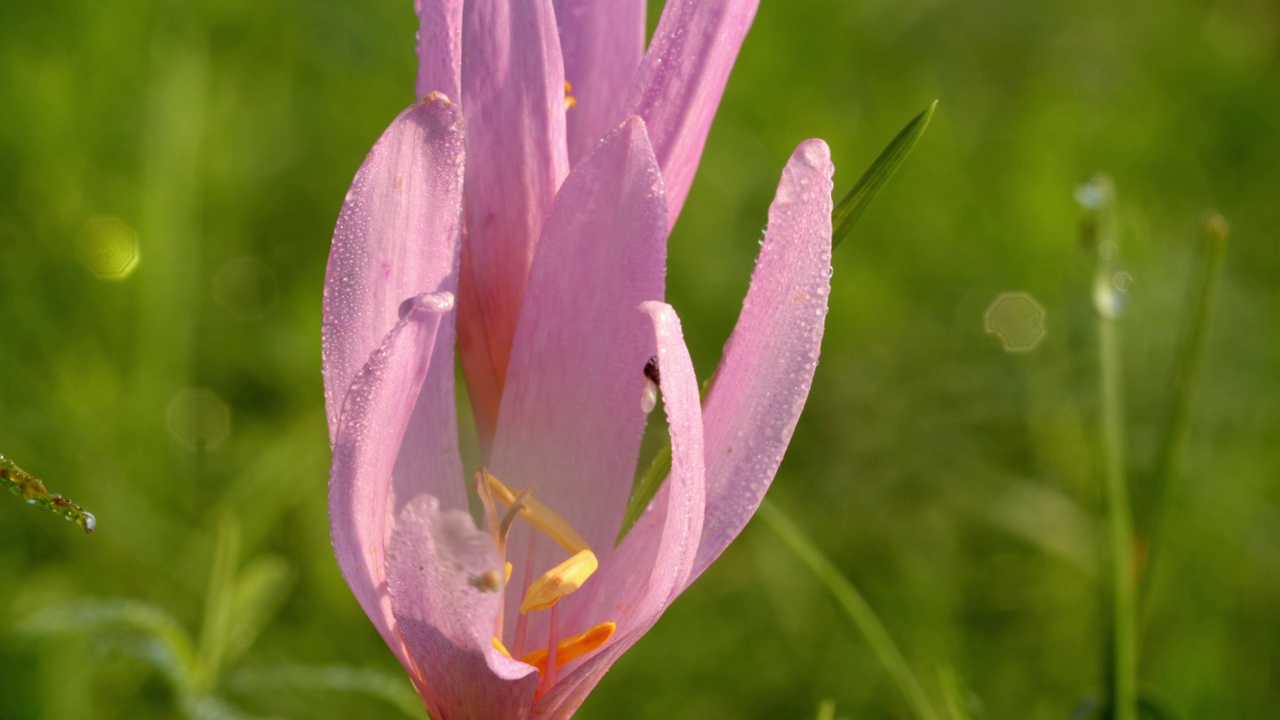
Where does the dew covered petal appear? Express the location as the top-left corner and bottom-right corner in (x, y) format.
(329, 292), (454, 666)
(689, 139), (834, 583)
(387, 494), (538, 720)
(552, 0), (647, 165)
(623, 0), (759, 227)
(458, 0), (570, 450)
(490, 116), (668, 632)
(533, 302), (705, 717)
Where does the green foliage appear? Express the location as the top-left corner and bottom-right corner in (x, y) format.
(832, 101), (937, 248)
(2, 0), (1278, 717)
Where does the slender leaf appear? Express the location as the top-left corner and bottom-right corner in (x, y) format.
(1080, 174), (1137, 720)
(21, 599), (200, 690)
(758, 499), (942, 720)
(226, 665), (430, 719)
(225, 555), (293, 670)
(938, 666), (982, 720)
(832, 100), (938, 248)
(198, 512), (243, 691)
(1139, 211), (1228, 603)
(617, 441), (671, 545)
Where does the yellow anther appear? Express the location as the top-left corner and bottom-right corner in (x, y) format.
(493, 636), (512, 658)
(505, 561), (513, 584)
(521, 621), (616, 673)
(519, 549), (598, 614)
(481, 470), (589, 554)
(564, 80), (577, 110)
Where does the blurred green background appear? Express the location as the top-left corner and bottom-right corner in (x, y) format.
(2, 0), (1277, 717)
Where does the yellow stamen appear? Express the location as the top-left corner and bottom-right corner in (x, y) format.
(519, 549), (598, 614)
(564, 80), (577, 110)
(521, 621), (616, 673)
(505, 561), (513, 584)
(482, 470), (589, 554)
(493, 636), (512, 658)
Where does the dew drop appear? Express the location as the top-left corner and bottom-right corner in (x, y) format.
(640, 379), (659, 415)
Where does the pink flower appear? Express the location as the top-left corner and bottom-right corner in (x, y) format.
(322, 1), (834, 717)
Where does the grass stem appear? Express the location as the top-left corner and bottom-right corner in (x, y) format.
(759, 499), (942, 720)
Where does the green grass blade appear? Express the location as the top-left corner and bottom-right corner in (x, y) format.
(22, 599), (200, 690)
(224, 555), (293, 671)
(1080, 174), (1137, 720)
(1139, 212), (1228, 603)
(198, 512), (242, 692)
(758, 499), (942, 720)
(832, 100), (938, 248)
(617, 441), (672, 545)
(938, 666), (982, 720)
(1, 453), (96, 533)
(226, 665), (430, 719)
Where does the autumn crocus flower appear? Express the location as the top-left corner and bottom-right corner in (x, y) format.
(322, 1), (834, 717)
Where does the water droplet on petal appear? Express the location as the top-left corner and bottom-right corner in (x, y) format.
(640, 379), (659, 414)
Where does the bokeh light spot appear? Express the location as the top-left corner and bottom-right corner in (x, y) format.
(214, 256), (277, 319)
(165, 388), (231, 452)
(78, 216), (140, 280)
(985, 292), (1046, 352)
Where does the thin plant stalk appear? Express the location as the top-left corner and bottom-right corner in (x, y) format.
(1138, 212), (1228, 604)
(759, 499), (943, 720)
(1083, 175), (1136, 720)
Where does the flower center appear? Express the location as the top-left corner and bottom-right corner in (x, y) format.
(476, 469), (615, 686)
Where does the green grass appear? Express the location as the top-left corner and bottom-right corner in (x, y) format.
(2, 0), (1278, 718)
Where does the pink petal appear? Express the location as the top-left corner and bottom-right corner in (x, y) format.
(689, 139), (834, 583)
(552, 0), (647, 165)
(329, 292), (456, 665)
(415, 0), (464, 100)
(534, 301), (706, 718)
(623, 0), (759, 226)
(458, 0), (570, 450)
(322, 94), (464, 441)
(388, 495), (538, 720)
(490, 116), (667, 604)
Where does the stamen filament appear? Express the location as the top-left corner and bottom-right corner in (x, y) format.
(540, 604), (561, 695)
(513, 532), (536, 658)
(482, 470), (589, 554)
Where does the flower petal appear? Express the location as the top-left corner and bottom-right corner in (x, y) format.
(689, 139), (834, 583)
(552, 0), (647, 165)
(415, 0), (464, 100)
(458, 0), (570, 449)
(322, 94), (465, 441)
(533, 301), (705, 718)
(490, 115), (667, 579)
(388, 495), (538, 720)
(329, 292), (455, 664)
(623, 0), (759, 226)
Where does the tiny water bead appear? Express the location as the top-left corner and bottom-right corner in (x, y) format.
(0, 453), (96, 534)
(985, 292), (1047, 352)
(1093, 273), (1129, 319)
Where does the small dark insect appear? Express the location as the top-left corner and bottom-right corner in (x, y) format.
(643, 355), (660, 386)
